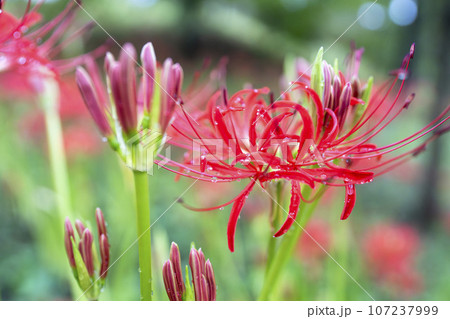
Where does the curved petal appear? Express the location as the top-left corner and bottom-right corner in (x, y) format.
(340, 184), (356, 220)
(273, 181), (301, 237)
(227, 181), (256, 252)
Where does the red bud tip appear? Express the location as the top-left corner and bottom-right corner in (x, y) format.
(74, 219), (86, 238)
(205, 259), (217, 301)
(162, 261), (180, 301)
(95, 208), (107, 237)
(410, 43), (415, 59)
(64, 218), (76, 268)
(169, 242), (185, 297)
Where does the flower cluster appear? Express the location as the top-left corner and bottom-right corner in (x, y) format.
(163, 44), (449, 252)
(362, 223), (423, 296)
(76, 42), (183, 170)
(64, 208), (110, 300)
(163, 242), (216, 301)
(0, 0), (103, 81)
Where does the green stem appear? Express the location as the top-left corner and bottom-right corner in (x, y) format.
(264, 182), (284, 279)
(41, 80), (71, 234)
(133, 170), (152, 301)
(258, 185), (325, 301)
(40, 79), (79, 298)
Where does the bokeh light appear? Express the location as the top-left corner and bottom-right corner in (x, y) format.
(389, 0), (418, 26)
(357, 2), (386, 30)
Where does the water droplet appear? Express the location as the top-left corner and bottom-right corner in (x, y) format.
(13, 31), (21, 39)
(219, 207), (224, 211)
(17, 56), (26, 65)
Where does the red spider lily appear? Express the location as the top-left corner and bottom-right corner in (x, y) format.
(15, 77), (103, 158)
(162, 44), (450, 252)
(362, 223), (423, 296)
(296, 219), (331, 263)
(0, 0), (104, 80)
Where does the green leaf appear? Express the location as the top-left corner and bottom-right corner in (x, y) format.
(71, 238), (94, 296)
(183, 265), (195, 301)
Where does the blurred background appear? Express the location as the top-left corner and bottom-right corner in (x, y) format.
(0, 0), (449, 300)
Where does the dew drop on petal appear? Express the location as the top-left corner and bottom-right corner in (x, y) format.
(17, 56), (26, 65)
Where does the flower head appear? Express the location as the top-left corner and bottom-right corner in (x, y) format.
(64, 208), (110, 300)
(0, 0), (103, 81)
(362, 223), (423, 296)
(76, 42), (183, 170)
(163, 44), (449, 252)
(162, 242), (216, 301)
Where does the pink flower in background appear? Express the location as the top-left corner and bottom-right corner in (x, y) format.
(362, 223), (423, 296)
(18, 77), (103, 158)
(0, 0), (103, 80)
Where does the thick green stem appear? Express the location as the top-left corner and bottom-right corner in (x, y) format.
(258, 186), (325, 301)
(133, 170), (152, 301)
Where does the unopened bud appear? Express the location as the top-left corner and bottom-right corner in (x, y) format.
(95, 208), (107, 237)
(81, 229), (94, 277)
(64, 218), (76, 268)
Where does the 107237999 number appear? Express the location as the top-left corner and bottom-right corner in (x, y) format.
(368, 305), (438, 316)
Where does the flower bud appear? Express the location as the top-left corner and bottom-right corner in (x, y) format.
(76, 67), (112, 137)
(75, 219), (86, 237)
(162, 261), (181, 301)
(80, 229), (94, 277)
(63, 208), (110, 300)
(95, 207), (107, 237)
(64, 218), (76, 268)
(169, 242), (185, 298)
(99, 234), (110, 279)
(163, 243), (216, 301)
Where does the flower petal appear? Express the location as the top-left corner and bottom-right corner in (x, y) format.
(340, 184), (356, 220)
(273, 181), (301, 237)
(227, 181), (256, 252)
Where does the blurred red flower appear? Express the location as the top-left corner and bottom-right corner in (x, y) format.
(297, 219), (331, 263)
(0, 0), (103, 82)
(19, 77), (103, 158)
(362, 223), (423, 296)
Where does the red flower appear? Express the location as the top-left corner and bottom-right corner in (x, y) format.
(17, 76), (103, 158)
(297, 219), (331, 263)
(0, 0), (103, 81)
(362, 223), (423, 296)
(163, 44), (449, 252)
